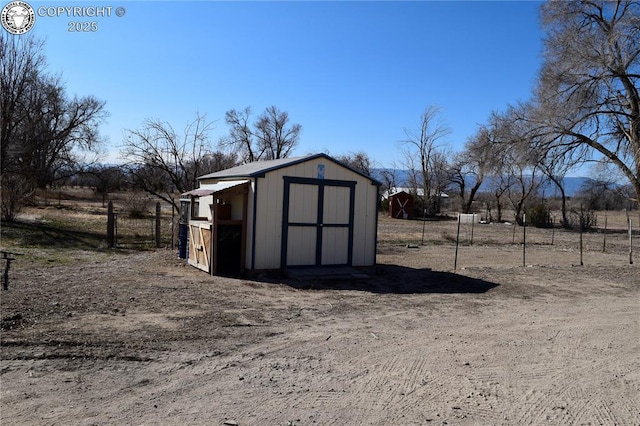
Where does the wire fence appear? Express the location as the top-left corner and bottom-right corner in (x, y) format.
(107, 201), (178, 249)
(377, 212), (639, 270)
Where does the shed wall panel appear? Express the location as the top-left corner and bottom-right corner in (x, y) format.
(253, 168), (285, 270)
(245, 180), (256, 269)
(351, 181), (378, 266)
(323, 185), (350, 224)
(220, 193), (244, 220)
(286, 226), (317, 266)
(321, 227), (349, 265)
(289, 183), (318, 223)
(197, 195), (213, 218)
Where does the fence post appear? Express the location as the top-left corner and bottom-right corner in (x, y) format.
(522, 213), (526, 267)
(579, 219), (584, 266)
(470, 213), (475, 245)
(454, 213), (461, 270)
(171, 203), (175, 250)
(107, 201), (115, 248)
(421, 208), (426, 245)
(155, 202), (161, 248)
(602, 214), (608, 253)
(629, 218), (633, 265)
(2, 252), (14, 290)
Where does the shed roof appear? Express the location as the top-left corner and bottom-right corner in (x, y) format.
(198, 153), (381, 185)
(181, 180), (248, 197)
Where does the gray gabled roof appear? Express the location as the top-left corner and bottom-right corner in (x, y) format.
(198, 153), (381, 185)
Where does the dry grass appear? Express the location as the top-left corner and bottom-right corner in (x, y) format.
(3, 188), (638, 267)
(3, 189), (177, 251)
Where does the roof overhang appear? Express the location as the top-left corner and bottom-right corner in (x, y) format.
(181, 180), (249, 197)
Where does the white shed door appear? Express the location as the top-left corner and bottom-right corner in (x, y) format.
(282, 177), (355, 268)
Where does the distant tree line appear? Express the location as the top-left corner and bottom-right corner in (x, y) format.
(2, 1), (638, 228)
(119, 105), (305, 212)
(1, 33), (107, 221)
(0, 31), (305, 220)
(389, 0), (639, 228)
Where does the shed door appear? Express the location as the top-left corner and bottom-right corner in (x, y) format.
(282, 177), (356, 268)
(188, 223), (211, 273)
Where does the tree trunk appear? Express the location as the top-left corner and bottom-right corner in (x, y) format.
(463, 181), (483, 214)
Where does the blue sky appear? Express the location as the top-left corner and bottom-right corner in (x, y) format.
(23, 0), (544, 168)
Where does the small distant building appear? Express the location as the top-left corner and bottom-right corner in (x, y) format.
(180, 153), (381, 275)
(382, 187), (451, 219)
(388, 191), (414, 219)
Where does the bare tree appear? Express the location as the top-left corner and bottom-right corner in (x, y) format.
(1, 33), (107, 221)
(83, 165), (126, 207)
(533, 0), (640, 207)
(198, 151), (240, 176)
(1, 35), (46, 179)
(221, 106), (301, 163)
(535, 143), (587, 227)
(505, 155), (543, 225)
(336, 151), (375, 176)
(577, 179), (627, 211)
(400, 150), (421, 196)
(487, 170), (511, 223)
(121, 114), (236, 211)
(492, 107), (544, 224)
(378, 167), (399, 196)
(450, 126), (496, 213)
(221, 107), (254, 162)
(255, 106), (302, 160)
(22, 76), (106, 187)
(430, 148), (454, 213)
(578, 161), (638, 210)
(400, 106), (451, 216)
(501, 101), (589, 226)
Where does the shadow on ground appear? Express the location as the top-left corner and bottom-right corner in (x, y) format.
(1, 220), (104, 250)
(281, 264), (499, 294)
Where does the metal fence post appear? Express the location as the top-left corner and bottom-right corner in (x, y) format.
(107, 201), (115, 248)
(155, 202), (161, 248)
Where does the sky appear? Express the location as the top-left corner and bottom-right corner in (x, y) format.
(17, 0), (544, 169)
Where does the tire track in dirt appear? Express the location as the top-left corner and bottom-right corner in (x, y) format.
(311, 335), (508, 425)
(357, 357), (445, 418)
(512, 355), (639, 425)
(213, 329), (458, 424)
(582, 397), (621, 426)
(344, 337), (453, 421)
(501, 299), (639, 425)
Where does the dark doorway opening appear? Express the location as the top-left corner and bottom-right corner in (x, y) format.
(216, 224), (243, 275)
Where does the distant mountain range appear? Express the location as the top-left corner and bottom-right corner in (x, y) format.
(371, 169), (593, 198)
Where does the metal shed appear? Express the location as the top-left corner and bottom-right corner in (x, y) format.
(182, 153), (381, 275)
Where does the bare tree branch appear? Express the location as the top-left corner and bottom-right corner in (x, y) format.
(120, 114), (236, 211)
(1, 33), (107, 221)
(399, 106), (452, 215)
(534, 0), (640, 205)
(221, 106), (301, 162)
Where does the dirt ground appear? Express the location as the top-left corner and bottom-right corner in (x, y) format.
(1, 213), (639, 425)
